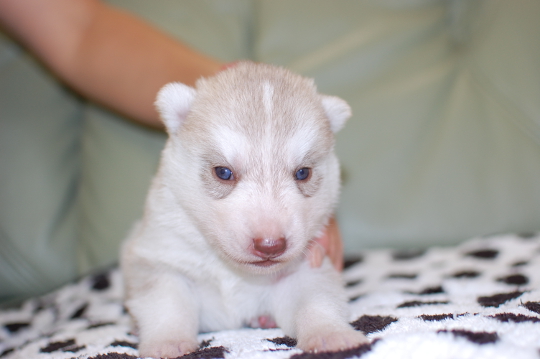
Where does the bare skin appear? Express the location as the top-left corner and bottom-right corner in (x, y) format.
(309, 217), (344, 271)
(0, 0), (343, 270)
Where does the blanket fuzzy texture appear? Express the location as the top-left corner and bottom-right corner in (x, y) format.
(1, 233), (539, 359)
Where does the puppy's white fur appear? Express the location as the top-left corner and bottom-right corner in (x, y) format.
(121, 62), (367, 358)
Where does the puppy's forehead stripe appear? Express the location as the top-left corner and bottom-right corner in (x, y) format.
(262, 81), (274, 120)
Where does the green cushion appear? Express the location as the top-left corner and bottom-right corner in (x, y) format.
(253, 0), (540, 250)
(0, 33), (82, 302)
(1, 0), (539, 302)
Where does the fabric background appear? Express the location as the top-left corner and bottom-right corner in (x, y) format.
(1, 0), (539, 301)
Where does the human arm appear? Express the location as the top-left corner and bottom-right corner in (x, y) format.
(0, 0), (223, 128)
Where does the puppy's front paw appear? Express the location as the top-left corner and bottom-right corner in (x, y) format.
(297, 327), (369, 353)
(138, 338), (199, 358)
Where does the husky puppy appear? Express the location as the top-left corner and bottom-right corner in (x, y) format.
(121, 62), (368, 358)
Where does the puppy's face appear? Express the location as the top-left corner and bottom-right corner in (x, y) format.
(156, 62), (350, 275)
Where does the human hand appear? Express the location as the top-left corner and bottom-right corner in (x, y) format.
(308, 216), (344, 271)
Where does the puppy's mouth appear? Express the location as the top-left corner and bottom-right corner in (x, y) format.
(249, 260), (281, 267)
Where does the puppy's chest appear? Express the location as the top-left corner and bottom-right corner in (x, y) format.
(194, 274), (274, 332)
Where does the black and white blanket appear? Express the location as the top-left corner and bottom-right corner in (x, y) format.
(1, 233), (539, 359)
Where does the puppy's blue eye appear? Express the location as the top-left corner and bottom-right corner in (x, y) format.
(295, 168), (310, 181)
(215, 167), (233, 181)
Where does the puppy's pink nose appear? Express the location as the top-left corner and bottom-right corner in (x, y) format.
(252, 237), (286, 258)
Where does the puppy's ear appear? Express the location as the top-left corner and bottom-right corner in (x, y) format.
(320, 95), (351, 133)
(155, 82), (196, 134)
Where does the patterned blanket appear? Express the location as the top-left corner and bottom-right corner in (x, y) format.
(1, 233), (539, 359)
